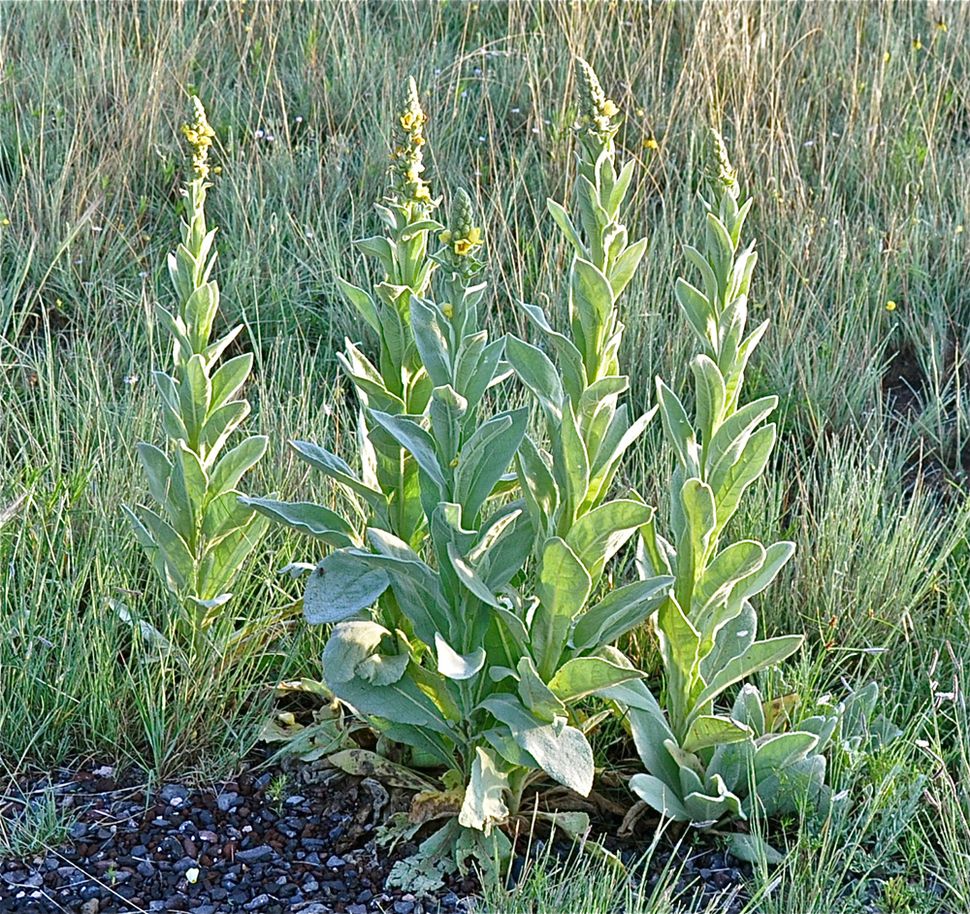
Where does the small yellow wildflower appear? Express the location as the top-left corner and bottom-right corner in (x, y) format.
(601, 99), (618, 118)
(453, 238), (474, 256)
(912, 37), (922, 51)
(0, 218), (9, 226)
(884, 51), (891, 63)
(399, 110), (424, 132)
(643, 137), (659, 151)
(935, 19), (947, 32)
(885, 300), (897, 312)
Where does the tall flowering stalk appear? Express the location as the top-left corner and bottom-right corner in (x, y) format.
(124, 98), (268, 652)
(507, 61), (660, 659)
(611, 128), (808, 826)
(244, 79), (446, 636)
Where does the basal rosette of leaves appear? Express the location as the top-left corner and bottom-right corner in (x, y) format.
(122, 97), (268, 652)
(611, 130), (896, 841)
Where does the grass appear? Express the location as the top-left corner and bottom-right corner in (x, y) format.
(0, 0), (968, 910)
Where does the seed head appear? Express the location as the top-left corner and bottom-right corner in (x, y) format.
(576, 58), (620, 144)
(708, 127), (739, 201)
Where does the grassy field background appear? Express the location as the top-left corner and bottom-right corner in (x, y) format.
(1, 1), (969, 910)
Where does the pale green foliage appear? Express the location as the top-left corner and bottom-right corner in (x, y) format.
(618, 131), (893, 829)
(248, 67), (668, 887)
(246, 78), (443, 562)
(123, 97), (267, 649)
(508, 57), (654, 549)
(280, 182), (654, 879)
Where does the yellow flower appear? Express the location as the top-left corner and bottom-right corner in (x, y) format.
(412, 135), (425, 146)
(453, 238), (474, 256)
(0, 218), (9, 226)
(466, 226), (482, 245)
(181, 97), (216, 180)
(912, 37), (922, 50)
(884, 51), (891, 63)
(885, 300), (897, 312)
(643, 137), (659, 150)
(600, 99), (618, 118)
(935, 19), (947, 32)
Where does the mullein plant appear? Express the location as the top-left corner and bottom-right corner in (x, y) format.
(243, 78), (443, 632)
(505, 61), (668, 703)
(123, 98), (268, 654)
(240, 65), (672, 885)
(609, 130), (893, 844)
(246, 69), (673, 888)
(306, 186), (658, 888)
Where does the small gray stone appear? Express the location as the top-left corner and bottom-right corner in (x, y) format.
(174, 856), (196, 874)
(285, 795), (307, 806)
(160, 783), (189, 804)
(325, 855), (345, 868)
(244, 895), (271, 910)
(216, 791), (240, 812)
(236, 845), (274, 864)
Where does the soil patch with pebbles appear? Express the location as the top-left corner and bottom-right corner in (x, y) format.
(1, 761), (752, 914)
(0, 762), (476, 914)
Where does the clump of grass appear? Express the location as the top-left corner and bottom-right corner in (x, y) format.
(0, 784), (77, 859)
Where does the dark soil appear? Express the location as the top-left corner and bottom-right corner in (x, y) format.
(0, 760), (476, 914)
(0, 760), (752, 914)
